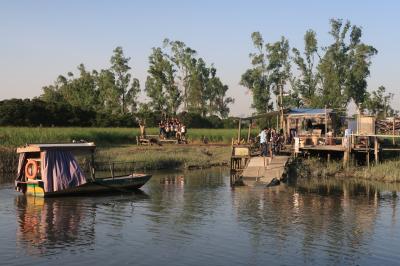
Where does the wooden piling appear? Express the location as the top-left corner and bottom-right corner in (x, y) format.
(374, 137), (379, 164)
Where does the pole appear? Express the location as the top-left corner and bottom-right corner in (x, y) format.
(237, 118), (242, 144)
(325, 105), (328, 143)
(393, 117), (396, 145)
(247, 120), (252, 143)
(374, 136), (379, 164)
(279, 83), (284, 131)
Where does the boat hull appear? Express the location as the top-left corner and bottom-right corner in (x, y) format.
(20, 174), (152, 197)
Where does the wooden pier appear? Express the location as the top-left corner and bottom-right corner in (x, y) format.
(230, 145), (290, 186)
(241, 156), (290, 186)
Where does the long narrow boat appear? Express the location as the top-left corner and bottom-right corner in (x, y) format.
(15, 143), (152, 197)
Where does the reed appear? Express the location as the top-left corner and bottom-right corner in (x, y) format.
(0, 127), (244, 147)
(294, 157), (400, 182)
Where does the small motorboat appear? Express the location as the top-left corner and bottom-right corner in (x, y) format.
(15, 143), (152, 197)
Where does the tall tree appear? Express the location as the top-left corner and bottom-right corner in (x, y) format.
(317, 19), (377, 108)
(205, 67), (234, 118)
(187, 57), (209, 115)
(163, 39), (196, 111)
(145, 47), (182, 116)
(240, 32), (272, 114)
(292, 30), (320, 107)
(95, 69), (119, 113)
(266, 36), (292, 109)
(110, 46), (140, 113)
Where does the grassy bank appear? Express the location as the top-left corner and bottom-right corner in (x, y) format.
(95, 145), (231, 172)
(294, 157), (400, 182)
(0, 142), (231, 174)
(0, 127), (238, 175)
(0, 127), (245, 147)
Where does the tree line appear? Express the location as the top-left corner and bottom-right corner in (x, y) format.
(0, 41), (235, 127)
(0, 18), (397, 128)
(241, 18), (397, 118)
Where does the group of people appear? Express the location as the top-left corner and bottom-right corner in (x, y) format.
(258, 127), (284, 157)
(159, 118), (186, 140)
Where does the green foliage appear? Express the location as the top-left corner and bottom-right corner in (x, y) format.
(244, 19), (385, 114)
(110, 47), (140, 113)
(0, 98), (138, 127)
(291, 30), (320, 107)
(146, 40), (233, 118)
(317, 19), (377, 108)
(240, 32), (271, 113)
(363, 86), (397, 118)
(40, 47), (140, 115)
(241, 33), (292, 114)
(146, 47), (181, 116)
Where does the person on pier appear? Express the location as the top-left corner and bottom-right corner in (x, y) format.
(258, 127), (268, 157)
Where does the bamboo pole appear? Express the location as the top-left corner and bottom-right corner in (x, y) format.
(237, 118), (242, 144)
(247, 120), (251, 143)
(374, 136), (379, 164)
(393, 117), (396, 145)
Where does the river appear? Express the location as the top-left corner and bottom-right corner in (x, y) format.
(1, 168), (400, 266)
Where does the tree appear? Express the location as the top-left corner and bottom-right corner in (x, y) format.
(41, 64), (99, 111)
(317, 19), (377, 109)
(266, 36), (292, 110)
(205, 67), (234, 118)
(145, 47), (182, 116)
(163, 39), (197, 111)
(110, 46), (140, 113)
(240, 32), (272, 113)
(187, 57), (209, 115)
(363, 86), (396, 118)
(292, 30), (320, 107)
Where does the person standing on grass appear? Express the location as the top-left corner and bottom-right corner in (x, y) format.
(258, 127), (267, 157)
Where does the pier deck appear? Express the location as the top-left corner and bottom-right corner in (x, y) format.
(241, 155), (290, 186)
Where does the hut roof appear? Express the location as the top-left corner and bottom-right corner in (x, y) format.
(17, 143), (96, 153)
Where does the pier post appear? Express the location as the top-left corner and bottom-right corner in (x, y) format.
(237, 118), (242, 144)
(374, 137), (379, 164)
(343, 150), (349, 168)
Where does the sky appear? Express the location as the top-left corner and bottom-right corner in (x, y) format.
(0, 0), (399, 117)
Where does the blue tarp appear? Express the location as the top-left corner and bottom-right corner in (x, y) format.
(288, 108), (332, 115)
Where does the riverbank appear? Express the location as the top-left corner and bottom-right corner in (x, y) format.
(0, 126), (236, 174)
(0, 144), (231, 175)
(292, 157), (400, 182)
(95, 145), (231, 171)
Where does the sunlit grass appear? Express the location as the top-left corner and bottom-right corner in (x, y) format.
(0, 127), (249, 147)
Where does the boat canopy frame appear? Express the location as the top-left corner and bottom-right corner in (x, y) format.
(17, 143), (96, 154)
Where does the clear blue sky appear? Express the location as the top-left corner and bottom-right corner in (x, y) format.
(1, 0), (399, 116)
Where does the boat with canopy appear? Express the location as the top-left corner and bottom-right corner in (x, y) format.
(15, 143), (152, 197)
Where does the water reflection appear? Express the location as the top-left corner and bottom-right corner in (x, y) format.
(15, 191), (149, 257)
(145, 169), (226, 233)
(15, 196), (96, 256)
(2, 168), (400, 265)
(231, 177), (400, 264)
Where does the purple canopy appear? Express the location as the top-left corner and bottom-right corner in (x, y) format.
(41, 150), (87, 192)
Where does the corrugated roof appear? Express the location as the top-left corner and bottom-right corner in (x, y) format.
(287, 108), (332, 116)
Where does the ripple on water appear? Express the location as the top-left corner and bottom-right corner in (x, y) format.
(1, 170), (400, 266)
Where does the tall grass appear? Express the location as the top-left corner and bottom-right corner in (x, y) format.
(294, 157), (400, 182)
(0, 127), (249, 147)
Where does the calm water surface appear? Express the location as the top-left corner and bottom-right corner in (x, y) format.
(1, 168), (400, 266)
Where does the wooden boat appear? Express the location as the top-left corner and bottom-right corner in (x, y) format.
(15, 143), (152, 197)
